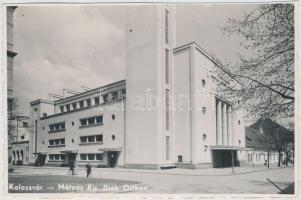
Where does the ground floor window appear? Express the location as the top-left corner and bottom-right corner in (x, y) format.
(80, 153), (103, 161)
(49, 154), (65, 161)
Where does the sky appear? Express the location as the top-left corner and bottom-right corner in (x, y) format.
(13, 4), (257, 116)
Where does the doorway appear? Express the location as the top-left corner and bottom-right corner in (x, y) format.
(212, 150), (238, 168)
(107, 151), (118, 168)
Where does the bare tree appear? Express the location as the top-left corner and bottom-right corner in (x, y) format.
(216, 4), (294, 122)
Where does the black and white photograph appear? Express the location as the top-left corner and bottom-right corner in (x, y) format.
(1, 0), (297, 197)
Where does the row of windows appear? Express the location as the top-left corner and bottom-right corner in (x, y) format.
(80, 153), (103, 161)
(59, 89), (126, 114)
(49, 154), (65, 161)
(80, 135), (103, 144)
(49, 138), (65, 146)
(248, 153), (278, 162)
(49, 122), (65, 132)
(80, 115), (103, 127)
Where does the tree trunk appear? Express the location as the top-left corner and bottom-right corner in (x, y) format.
(278, 151), (281, 167)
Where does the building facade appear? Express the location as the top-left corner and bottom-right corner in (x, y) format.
(10, 116), (30, 165)
(29, 5), (246, 169)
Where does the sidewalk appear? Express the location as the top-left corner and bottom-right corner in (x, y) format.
(12, 164), (293, 177)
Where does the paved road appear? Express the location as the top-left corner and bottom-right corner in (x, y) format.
(8, 166), (294, 194)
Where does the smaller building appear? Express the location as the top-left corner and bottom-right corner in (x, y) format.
(10, 115), (30, 165)
(245, 118), (294, 166)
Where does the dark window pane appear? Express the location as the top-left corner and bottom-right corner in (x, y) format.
(61, 139), (65, 145)
(49, 140), (54, 146)
(61, 154), (65, 160)
(88, 136), (95, 143)
(55, 124), (60, 130)
(96, 116), (103, 124)
(66, 104), (70, 111)
(88, 154), (94, 160)
(61, 123), (65, 129)
(94, 97), (100, 105)
(96, 135), (103, 142)
(80, 154), (86, 160)
(49, 125), (54, 131)
(55, 155), (60, 160)
(80, 137), (87, 143)
(80, 119), (87, 126)
(60, 106), (64, 113)
(96, 153), (103, 160)
(88, 117), (95, 125)
(79, 101), (84, 108)
(72, 103), (77, 110)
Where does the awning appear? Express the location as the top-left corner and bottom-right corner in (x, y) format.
(61, 150), (79, 153)
(97, 147), (122, 152)
(33, 152), (47, 154)
(210, 145), (245, 150)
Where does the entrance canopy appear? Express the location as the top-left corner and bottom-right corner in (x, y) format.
(210, 145), (245, 150)
(98, 147), (122, 152)
(61, 150), (79, 153)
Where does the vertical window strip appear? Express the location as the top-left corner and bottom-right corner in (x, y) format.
(165, 9), (169, 45)
(165, 49), (169, 84)
(165, 89), (170, 130)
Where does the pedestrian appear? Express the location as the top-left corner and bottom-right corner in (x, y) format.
(69, 162), (75, 176)
(86, 162), (91, 178)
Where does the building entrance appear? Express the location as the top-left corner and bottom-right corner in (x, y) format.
(108, 151), (118, 168)
(212, 150), (238, 168)
(34, 153), (46, 166)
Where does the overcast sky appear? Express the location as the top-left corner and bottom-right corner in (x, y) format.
(13, 4), (257, 115)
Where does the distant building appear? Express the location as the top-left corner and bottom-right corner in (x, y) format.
(29, 5), (245, 169)
(245, 118), (294, 166)
(10, 116), (30, 165)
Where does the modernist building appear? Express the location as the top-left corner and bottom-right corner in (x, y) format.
(29, 5), (246, 169)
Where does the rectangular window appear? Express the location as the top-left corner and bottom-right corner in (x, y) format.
(88, 117), (95, 125)
(79, 101), (84, 108)
(80, 119), (87, 126)
(49, 125), (54, 131)
(165, 9), (169, 44)
(49, 140), (54, 146)
(86, 99), (91, 107)
(55, 155), (60, 160)
(94, 97), (100, 105)
(165, 49), (169, 84)
(96, 153), (103, 161)
(96, 116), (103, 124)
(178, 155), (183, 163)
(54, 124), (60, 130)
(166, 136), (170, 161)
(66, 104), (70, 112)
(165, 89), (170, 130)
(96, 135), (103, 142)
(23, 122), (28, 127)
(80, 136), (87, 143)
(60, 139), (65, 145)
(102, 94), (108, 103)
(111, 91), (118, 100)
(88, 154), (95, 160)
(49, 155), (54, 160)
(72, 102), (77, 110)
(60, 106), (64, 113)
(88, 136), (95, 143)
(61, 123), (65, 129)
(21, 135), (25, 140)
(80, 154), (87, 160)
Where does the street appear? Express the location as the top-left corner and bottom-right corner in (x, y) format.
(8, 165), (294, 194)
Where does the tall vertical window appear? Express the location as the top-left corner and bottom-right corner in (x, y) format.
(165, 89), (170, 130)
(165, 49), (169, 84)
(166, 136), (170, 161)
(165, 9), (169, 45)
